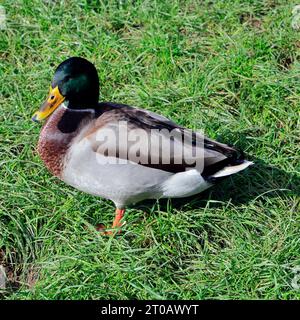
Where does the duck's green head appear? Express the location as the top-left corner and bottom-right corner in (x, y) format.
(32, 57), (99, 122)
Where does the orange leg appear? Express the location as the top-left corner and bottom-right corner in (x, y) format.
(96, 208), (125, 236)
(112, 208), (126, 229)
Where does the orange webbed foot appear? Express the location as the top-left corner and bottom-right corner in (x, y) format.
(96, 208), (125, 236)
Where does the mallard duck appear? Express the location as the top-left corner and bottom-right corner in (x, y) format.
(32, 57), (253, 235)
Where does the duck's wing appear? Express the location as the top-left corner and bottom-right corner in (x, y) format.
(84, 102), (246, 176)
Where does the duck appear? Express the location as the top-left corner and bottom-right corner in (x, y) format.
(32, 57), (253, 235)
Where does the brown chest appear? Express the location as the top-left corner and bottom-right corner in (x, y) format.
(37, 134), (69, 177)
(37, 107), (84, 177)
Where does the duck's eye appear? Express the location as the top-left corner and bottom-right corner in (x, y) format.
(50, 95), (55, 100)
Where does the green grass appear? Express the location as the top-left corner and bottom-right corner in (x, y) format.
(0, 0), (299, 299)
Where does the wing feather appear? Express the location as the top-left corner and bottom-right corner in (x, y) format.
(83, 102), (242, 175)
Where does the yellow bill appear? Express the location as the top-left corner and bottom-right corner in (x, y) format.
(32, 86), (65, 122)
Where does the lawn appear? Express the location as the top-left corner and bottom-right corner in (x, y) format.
(0, 0), (299, 299)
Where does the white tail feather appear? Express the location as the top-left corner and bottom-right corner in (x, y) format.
(212, 160), (253, 178)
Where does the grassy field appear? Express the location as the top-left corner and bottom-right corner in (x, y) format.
(0, 0), (299, 299)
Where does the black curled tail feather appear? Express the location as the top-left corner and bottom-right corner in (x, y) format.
(202, 140), (246, 182)
(204, 138), (245, 164)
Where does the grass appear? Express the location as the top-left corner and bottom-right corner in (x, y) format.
(0, 0), (299, 300)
